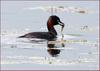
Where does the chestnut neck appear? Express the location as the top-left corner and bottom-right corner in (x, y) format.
(47, 21), (57, 36)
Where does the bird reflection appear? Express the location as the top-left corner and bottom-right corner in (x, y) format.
(47, 38), (65, 57)
(27, 32), (65, 57)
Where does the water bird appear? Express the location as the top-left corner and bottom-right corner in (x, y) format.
(19, 15), (64, 40)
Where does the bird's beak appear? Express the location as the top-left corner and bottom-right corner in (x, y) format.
(59, 21), (64, 28)
(59, 21), (64, 32)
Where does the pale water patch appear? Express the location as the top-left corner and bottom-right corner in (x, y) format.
(1, 55), (96, 65)
(1, 1), (99, 70)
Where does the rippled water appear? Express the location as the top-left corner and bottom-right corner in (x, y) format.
(1, 30), (99, 70)
(1, 1), (99, 70)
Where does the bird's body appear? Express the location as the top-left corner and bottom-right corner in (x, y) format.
(19, 32), (56, 40)
(19, 15), (64, 40)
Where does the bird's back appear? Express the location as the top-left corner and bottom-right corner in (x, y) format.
(19, 32), (57, 40)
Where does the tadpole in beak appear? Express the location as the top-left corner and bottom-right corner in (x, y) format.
(59, 22), (64, 32)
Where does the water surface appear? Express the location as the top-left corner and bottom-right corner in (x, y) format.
(1, 1), (99, 70)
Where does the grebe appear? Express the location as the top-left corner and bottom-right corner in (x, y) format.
(19, 15), (64, 40)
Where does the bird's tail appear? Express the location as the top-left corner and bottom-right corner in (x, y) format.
(18, 35), (25, 38)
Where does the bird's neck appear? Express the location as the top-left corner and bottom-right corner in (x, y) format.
(47, 23), (57, 36)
